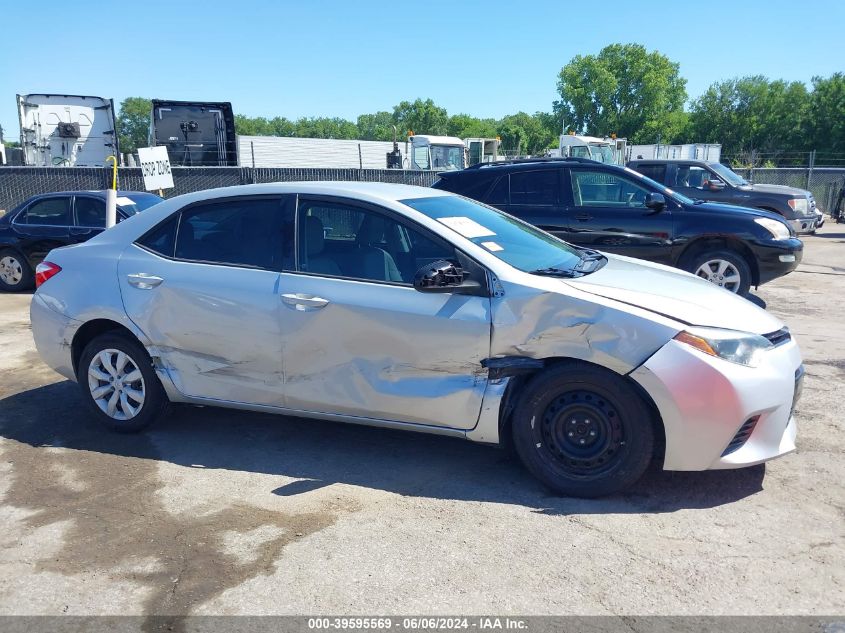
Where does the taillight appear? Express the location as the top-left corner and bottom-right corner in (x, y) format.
(35, 261), (62, 287)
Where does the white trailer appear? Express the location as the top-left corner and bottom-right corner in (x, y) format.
(17, 94), (118, 166)
(628, 143), (721, 162)
(465, 137), (501, 166)
(238, 136), (398, 169)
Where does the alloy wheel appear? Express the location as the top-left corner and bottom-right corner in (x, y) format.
(694, 259), (742, 293)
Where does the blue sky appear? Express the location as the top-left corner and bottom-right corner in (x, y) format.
(1, 0), (843, 139)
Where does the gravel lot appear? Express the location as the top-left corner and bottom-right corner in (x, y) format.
(0, 226), (843, 620)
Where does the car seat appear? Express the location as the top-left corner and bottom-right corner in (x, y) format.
(300, 215), (342, 275)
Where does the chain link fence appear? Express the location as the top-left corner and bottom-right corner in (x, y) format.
(2, 165), (844, 216)
(732, 168), (845, 212)
(0, 167), (439, 214)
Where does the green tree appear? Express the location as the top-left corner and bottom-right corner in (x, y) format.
(116, 97), (151, 153)
(393, 98), (449, 136)
(807, 73), (845, 154)
(497, 112), (555, 154)
(447, 114), (498, 139)
(687, 76), (810, 155)
(555, 43), (687, 143)
(357, 111), (396, 141)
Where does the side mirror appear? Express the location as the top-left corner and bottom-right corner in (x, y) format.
(707, 178), (725, 191)
(644, 192), (666, 211)
(413, 259), (480, 293)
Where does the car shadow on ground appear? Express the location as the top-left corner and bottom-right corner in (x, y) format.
(0, 381), (765, 516)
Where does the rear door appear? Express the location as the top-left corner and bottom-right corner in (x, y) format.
(566, 168), (675, 264)
(118, 195), (292, 407)
(70, 195), (108, 244)
(11, 196), (72, 266)
(494, 169), (570, 238)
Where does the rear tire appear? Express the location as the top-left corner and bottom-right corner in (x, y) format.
(685, 249), (752, 296)
(0, 249), (34, 292)
(77, 333), (169, 432)
(511, 362), (655, 498)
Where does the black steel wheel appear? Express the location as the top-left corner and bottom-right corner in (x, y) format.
(511, 361), (655, 498)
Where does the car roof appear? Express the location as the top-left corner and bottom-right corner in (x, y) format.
(152, 181), (451, 208)
(442, 157), (608, 178)
(23, 190), (157, 200)
(628, 159), (716, 165)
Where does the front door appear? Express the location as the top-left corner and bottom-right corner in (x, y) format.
(70, 195), (108, 243)
(566, 169), (675, 264)
(278, 196), (491, 429)
(118, 195), (290, 406)
(671, 164), (734, 204)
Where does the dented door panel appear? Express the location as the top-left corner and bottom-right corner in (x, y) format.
(279, 273), (491, 429)
(118, 244), (286, 406)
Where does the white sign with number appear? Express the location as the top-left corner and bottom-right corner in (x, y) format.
(137, 146), (174, 191)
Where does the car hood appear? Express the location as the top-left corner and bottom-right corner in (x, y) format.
(692, 200), (785, 221)
(739, 183), (811, 198)
(565, 254), (783, 335)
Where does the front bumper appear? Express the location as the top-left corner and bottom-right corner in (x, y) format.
(752, 237), (803, 285)
(30, 293), (80, 382)
(630, 336), (802, 471)
(788, 216), (817, 234)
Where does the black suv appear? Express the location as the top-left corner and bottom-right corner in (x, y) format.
(432, 158), (803, 295)
(627, 159), (819, 234)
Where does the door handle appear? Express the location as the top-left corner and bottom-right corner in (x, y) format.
(127, 273), (164, 289)
(575, 214), (593, 222)
(281, 293), (329, 309)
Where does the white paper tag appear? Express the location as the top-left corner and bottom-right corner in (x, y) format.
(116, 196), (136, 206)
(437, 216), (496, 239)
(480, 241), (504, 252)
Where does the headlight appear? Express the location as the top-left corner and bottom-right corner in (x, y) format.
(754, 217), (791, 240)
(787, 198), (809, 213)
(674, 327), (773, 367)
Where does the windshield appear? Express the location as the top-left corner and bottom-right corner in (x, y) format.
(709, 162), (749, 186)
(430, 145), (464, 170)
(401, 195), (583, 272)
(589, 144), (616, 164)
(117, 193), (163, 215)
(622, 167), (696, 205)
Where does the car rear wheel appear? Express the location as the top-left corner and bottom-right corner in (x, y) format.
(77, 333), (169, 432)
(0, 250), (34, 292)
(511, 362), (655, 498)
(687, 249), (751, 295)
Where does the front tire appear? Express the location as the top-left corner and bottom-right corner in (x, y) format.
(0, 249), (34, 292)
(511, 362), (655, 498)
(686, 249), (752, 296)
(77, 333), (169, 432)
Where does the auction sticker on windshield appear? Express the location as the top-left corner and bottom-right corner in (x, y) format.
(437, 216), (496, 239)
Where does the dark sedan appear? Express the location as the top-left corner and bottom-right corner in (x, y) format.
(0, 190), (162, 291)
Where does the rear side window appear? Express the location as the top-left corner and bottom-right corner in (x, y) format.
(485, 176), (509, 205)
(509, 170), (559, 206)
(75, 197), (107, 227)
(20, 198), (71, 226)
(632, 164), (666, 183)
(174, 198), (284, 270)
(137, 215), (178, 257)
(451, 176), (495, 202)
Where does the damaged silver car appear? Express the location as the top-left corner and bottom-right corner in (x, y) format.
(30, 182), (804, 497)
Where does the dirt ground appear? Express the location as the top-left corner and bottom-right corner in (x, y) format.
(0, 226), (843, 620)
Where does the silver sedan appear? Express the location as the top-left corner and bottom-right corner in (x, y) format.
(30, 182), (803, 497)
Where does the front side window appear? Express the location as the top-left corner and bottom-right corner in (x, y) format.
(297, 200), (456, 284)
(571, 170), (650, 208)
(509, 170), (560, 206)
(20, 198), (71, 226)
(674, 165), (712, 189)
(401, 195), (582, 273)
(412, 146), (430, 170)
(75, 197), (107, 227)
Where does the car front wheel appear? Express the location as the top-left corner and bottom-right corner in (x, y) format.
(77, 333), (169, 432)
(0, 250), (34, 292)
(687, 249), (752, 295)
(511, 362), (656, 498)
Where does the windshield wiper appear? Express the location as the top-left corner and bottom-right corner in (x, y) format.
(529, 267), (580, 278)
